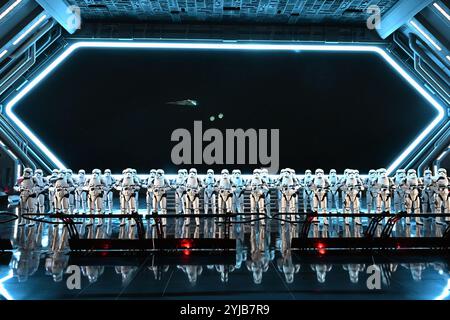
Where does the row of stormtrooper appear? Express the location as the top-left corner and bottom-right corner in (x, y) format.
(15, 166), (450, 225)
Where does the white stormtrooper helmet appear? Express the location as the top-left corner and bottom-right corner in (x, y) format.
(23, 168), (33, 178)
(92, 169), (101, 178)
(207, 169), (214, 176)
(438, 168), (447, 177)
(131, 169), (137, 176)
(354, 169), (360, 178)
(261, 168), (269, 177)
(65, 169), (73, 177)
(182, 169), (188, 176)
(369, 169), (377, 180)
(79, 169), (86, 176)
(344, 169), (351, 176)
(253, 169), (261, 177)
(289, 168), (296, 176)
(35, 169), (43, 177)
(348, 170), (356, 179)
(232, 169), (241, 177)
(377, 168), (387, 178)
(189, 168), (197, 177)
(407, 169), (417, 178)
(177, 169), (184, 177)
(280, 168), (287, 177)
(305, 169), (312, 177)
(156, 169), (164, 177)
(150, 169), (157, 178)
(315, 169), (324, 177)
(221, 169), (229, 177)
(51, 169), (59, 176)
(125, 168), (132, 178)
(104, 169), (111, 176)
(329, 169), (337, 177)
(424, 169), (432, 178)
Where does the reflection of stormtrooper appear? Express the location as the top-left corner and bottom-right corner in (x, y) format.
(327, 169), (340, 213)
(74, 169), (87, 214)
(400, 169), (423, 225)
(15, 168), (37, 215)
(86, 169), (105, 218)
(184, 168), (202, 225)
(434, 168), (449, 223)
(247, 169), (268, 224)
(115, 169), (140, 215)
(374, 168), (395, 214)
(277, 169), (300, 224)
(202, 169), (217, 215)
(246, 226), (270, 284)
(309, 169), (330, 224)
(149, 169), (170, 226)
(173, 169), (187, 215)
(33, 169), (48, 214)
(217, 169), (234, 218)
(421, 169), (435, 214)
(54, 170), (75, 214)
(144, 169), (157, 215)
(10, 249), (41, 283)
(231, 170), (246, 214)
(343, 264), (366, 284)
(103, 169), (116, 214)
(364, 170), (378, 214)
(338, 169), (351, 211)
(341, 170), (364, 224)
(177, 265), (203, 286)
(301, 170), (314, 213)
(310, 264), (332, 284)
(393, 169), (406, 213)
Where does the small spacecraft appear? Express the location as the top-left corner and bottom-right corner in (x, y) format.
(166, 99), (198, 107)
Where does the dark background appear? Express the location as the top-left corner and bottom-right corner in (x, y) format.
(15, 48), (435, 173)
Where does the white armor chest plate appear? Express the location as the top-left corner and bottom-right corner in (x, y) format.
(204, 176), (215, 187)
(313, 177), (326, 188)
(186, 176), (199, 188)
(281, 176), (294, 187)
(122, 177), (135, 187)
(329, 176), (338, 185)
(55, 178), (68, 188)
(21, 178), (35, 190)
(35, 177), (46, 188)
(304, 177), (312, 185)
(251, 177), (263, 187)
(377, 177), (390, 188)
(104, 176), (113, 186)
(407, 177), (419, 188)
(423, 177), (433, 187)
(395, 177), (403, 185)
(346, 177), (357, 188)
(232, 177), (244, 187)
(153, 177), (166, 188)
(219, 177), (232, 189)
(89, 177), (102, 188)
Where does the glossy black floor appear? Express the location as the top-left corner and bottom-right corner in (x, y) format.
(0, 204), (449, 300)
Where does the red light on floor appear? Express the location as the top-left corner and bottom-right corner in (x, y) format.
(179, 239), (194, 250)
(316, 242), (326, 255)
(183, 249), (191, 256)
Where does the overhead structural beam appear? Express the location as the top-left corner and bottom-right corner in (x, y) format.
(34, 0), (79, 34)
(377, 0), (433, 39)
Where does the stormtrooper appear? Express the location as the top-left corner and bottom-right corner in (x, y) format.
(434, 168), (449, 224)
(400, 169), (423, 225)
(341, 170), (364, 224)
(309, 169), (330, 224)
(393, 169), (407, 213)
(173, 169), (187, 215)
(149, 169), (171, 226)
(85, 169), (105, 224)
(53, 170), (75, 214)
(74, 169), (87, 214)
(247, 169), (269, 224)
(64, 169), (76, 214)
(202, 169), (217, 215)
(374, 168), (395, 215)
(33, 169), (48, 214)
(115, 169), (140, 216)
(131, 169), (141, 208)
(421, 169), (435, 214)
(277, 168), (300, 224)
(301, 170), (314, 213)
(103, 169), (116, 214)
(217, 169), (234, 220)
(231, 169), (246, 214)
(144, 169), (157, 216)
(15, 168), (37, 215)
(46, 169), (60, 213)
(184, 168), (202, 225)
(364, 169), (378, 214)
(261, 168), (273, 215)
(327, 169), (340, 213)
(338, 169), (352, 211)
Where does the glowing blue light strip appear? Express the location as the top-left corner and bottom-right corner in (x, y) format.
(0, 49), (8, 59)
(12, 14), (47, 46)
(0, 0), (22, 21)
(4, 41), (446, 175)
(435, 278), (450, 300)
(433, 3), (450, 21)
(410, 20), (442, 52)
(0, 270), (13, 300)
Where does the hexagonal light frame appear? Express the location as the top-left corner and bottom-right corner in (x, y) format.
(4, 41), (446, 175)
